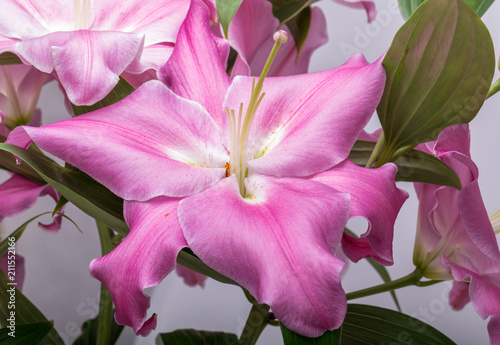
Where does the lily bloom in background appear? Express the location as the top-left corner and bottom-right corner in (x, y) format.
(7, 0), (406, 337)
(0, 0), (190, 105)
(413, 124), (500, 344)
(0, 65), (61, 230)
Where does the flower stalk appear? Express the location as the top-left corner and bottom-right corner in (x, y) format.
(96, 220), (114, 345)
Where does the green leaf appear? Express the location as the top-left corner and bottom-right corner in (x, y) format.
(285, 6), (311, 58)
(343, 228), (401, 312)
(280, 324), (341, 345)
(398, 0), (494, 20)
(0, 136), (46, 185)
(176, 249), (238, 286)
(216, 0), (244, 39)
(342, 304), (456, 344)
(70, 77), (135, 116)
(272, 0), (315, 25)
(378, 0), (495, 158)
(0, 143), (128, 235)
(0, 52), (22, 65)
(73, 313), (124, 345)
(52, 195), (69, 216)
(0, 321), (54, 345)
(349, 141), (462, 189)
(0, 270), (65, 345)
(156, 329), (238, 345)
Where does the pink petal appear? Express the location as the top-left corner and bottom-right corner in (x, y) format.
(175, 265), (207, 288)
(16, 30), (144, 105)
(224, 54), (385, 178)
(449, 280), (471, 310)
(228, 0), (279, 77)
(433, 124), (471, 158)
(90, 197), (187, 336)
(92, 0), (190, 46)
(232, 6), (328, 77)
(0, 173), (56, 217)
(332, 0), (377, 23)
(312, 160), (408, 265)
(7, 81), (228, 201)
(0, 0), (74, 39)
(444, 258), (500, 345)
(178, 174), (351, 336)
(159, 0), (231, 130)
(0, 36), (18, 54)
(126, 42), (174, 74)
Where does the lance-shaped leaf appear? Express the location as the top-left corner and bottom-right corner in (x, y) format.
(398, 0), (495, 20)
(216, 0), (244, 38)
(73, 313), (124, 345)
(349, 141), (462, 189)
(272, 0), (316, 25)
(0, 321), (54, 345)
(280, 324), (342, 344)
(341, 304), (456, 344)
(285, 6), (311, 58)
(0, 270), (64, 345)
(156, 329), (238, 345)
(378, 0), (495, 156)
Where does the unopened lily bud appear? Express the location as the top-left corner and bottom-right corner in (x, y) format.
(273, 30), (288, 44)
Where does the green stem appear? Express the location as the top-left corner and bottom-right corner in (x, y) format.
(96, 221), (114, 345)
(346, 268), (423, 301)
(365, 131), (385, 168)
(487, 77), (500, 99)
(237, 304), (270, 345)
(374, 144), (396, 168)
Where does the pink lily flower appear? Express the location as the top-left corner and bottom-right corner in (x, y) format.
(7, 0), (406, 336)
(414, 124), (500, 344)
(0, 0), (190, 106)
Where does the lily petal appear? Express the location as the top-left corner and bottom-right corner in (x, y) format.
(159, 0), (230, 130)
(90, 197), (187, 336)
(224, 54), (385, 178)
(0, 173), (57, 218)
(311, 160), (408, 265)
(228, 0), (278, 77)
(16, 30), (144, 105)
(332, 0), (377, 23)
(0, 0), (74, 39)
(444, 258), (500, 345)
(178, 174), (350, 336)
(231, 5), (328, 77)
(92, 0), (190, 46)
(7, 81), (228, 201)
(175, 265), (207, 288)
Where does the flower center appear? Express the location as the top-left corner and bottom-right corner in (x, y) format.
(225, 31), (288, 197)
(74, 0), (91, 30)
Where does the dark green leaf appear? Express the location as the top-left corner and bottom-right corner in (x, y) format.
(176, 249), (237, 286)
(156, 329), (238, 345)
(280, 324), (341, 345)
(0, 135), (46, 185)
(0, 270), (64, 344)
(378, 0), (495, 157)
(343, 228), (401, 312)
(216, 0), (244, 38)
(349, 141), (462, 189)
(342, 304), (456, 344)
(0, 52), (22, 65)
(285, 6), (311, 58)
(272, 0), (314, 25)
(73, 313), (124, 345)
(0, 143), (127, 235)
(70, 77), (135, 116)
(0, 321), (54, 345)
(398, 0), (494, 20)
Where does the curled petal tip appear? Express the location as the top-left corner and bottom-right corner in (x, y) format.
(273, 30), (288, 43)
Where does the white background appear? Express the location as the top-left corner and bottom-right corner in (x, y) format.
(1, 0), (500, 343)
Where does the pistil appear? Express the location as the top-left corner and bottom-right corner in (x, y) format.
(225, 31), (288, 196)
